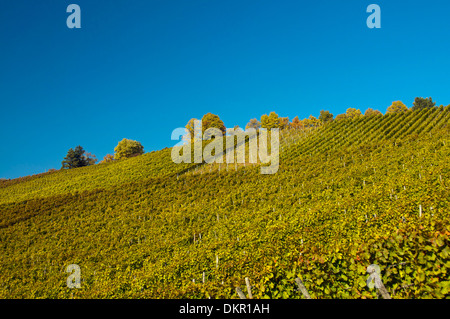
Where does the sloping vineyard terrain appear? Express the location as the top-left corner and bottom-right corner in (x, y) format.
(1, 107), (450, 298)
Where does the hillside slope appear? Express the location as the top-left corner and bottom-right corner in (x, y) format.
(1, 107), (450, 299)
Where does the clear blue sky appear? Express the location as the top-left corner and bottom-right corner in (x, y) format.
(1, 0), (450, 179)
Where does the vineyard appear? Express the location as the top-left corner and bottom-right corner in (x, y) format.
(1, 107), (450, 299)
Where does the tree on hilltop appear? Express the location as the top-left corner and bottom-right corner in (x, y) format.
(335, 113), (347, 121)
(114, 138), (144, 160)
(245, 118), (261, 130)
(291, 116), (304, 129)
(303, 115), (321, 128)
(412, 97), (436, 111)
(279, 117), (290, 129)
(345, 108), (363, 119)
(261, 112), (281, 129)
(201, 113), (226, 136)
(364, 108), (382, 117)
(61, 145), (97, 169)
(186, 113), (226, 139)
(84, 152), (98, 165)
(100, 154), (115, 164)
(185, 118), (199, 140)
(386, 101), (408, 114)
(319, 110), (334, 123)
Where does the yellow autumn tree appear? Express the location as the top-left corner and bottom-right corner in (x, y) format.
(303, 115), (321, 128)
(261, 112), (281, 129)
(387, 101), (408, 114)
(364, 108), (383, 117)
(114, 139), (144, 160)
(345, 108), (363, 119)
(291, 116), (304, 129)
(245, 118), (261, 130)
(100, 154), (115, 164)
(279, 117), (290, 129)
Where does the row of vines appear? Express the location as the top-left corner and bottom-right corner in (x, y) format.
(0, 109), (449, 298)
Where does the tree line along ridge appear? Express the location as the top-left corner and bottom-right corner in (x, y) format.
(0, 97), (449, 298)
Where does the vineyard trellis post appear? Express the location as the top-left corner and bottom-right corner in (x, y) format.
(366, 265), (391, 299)
(295, 277), (312, 299)
(236, 287), (246, 299)
(245, 277), (253, 299)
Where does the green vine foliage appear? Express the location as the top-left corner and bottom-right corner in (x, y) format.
(0, 108), (450, 298)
